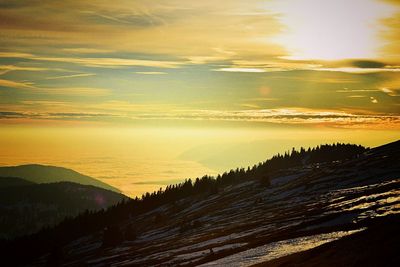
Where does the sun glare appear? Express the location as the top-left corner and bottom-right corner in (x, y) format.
(270, 0), (396, 60)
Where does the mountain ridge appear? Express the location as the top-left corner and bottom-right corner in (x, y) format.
(0, 164), (120, 193)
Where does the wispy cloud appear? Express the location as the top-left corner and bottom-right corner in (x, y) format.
(336, 88), (380, 93)
(347, 95), (368, 98)
(314, 67), (400, 73)
(213, 68), (267, 73)
(0, 76), (109, 96)
(213, 59), (400, 74)
(245, 97), (279, 101)
(1, 103), (399, 129)
(45, 73), (96, 80)
(35, 87), (111, 96)
(380, 87), (400, 96)
(134, 71), (167, 75)
(0, 52), (184, 69)
(0, 65), (49, 72)
(370, 97), (379, 104)
(0, 79), (36, 89)
(62, 48), (114, 54)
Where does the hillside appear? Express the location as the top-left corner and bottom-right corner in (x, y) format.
(2, 141), (399, 266)
(252, 215), (400, 267)
(0, 164), (120, 192)
(0, 182), (127, 239)
(0, 177), (35, 188)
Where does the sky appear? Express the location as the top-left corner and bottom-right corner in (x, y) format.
(0, 0), (399, 196)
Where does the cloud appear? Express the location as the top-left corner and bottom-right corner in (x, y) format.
(62, 48), (114, 54)
(0, 111), (113, 120)
(0, 76), (110, 97)
(347, 95), (368, 98)
(380, 87), (400, 96)
(187, 55), (232, 64)
(213, 67), (267, 73)
(246, 97), (279, 101)
(0, 52), (183, 68)
(35, 87), (111, 96)
(0, 52), (33, 58)
(0, 79), (36, 89)
(212, 59), (321, 73)
(351, 60), (387, 68)
(336, 88), (380, 93)
(0, 63), (76, 75)
(0, 1), (284, 58)
(134, 71), (167, 75)
(2, 105), (398, 129)
(0, 65), (49, 73)
(212, 58), (400, 74)
(370, 97), (379, 103)
(378, 75), (400, 96)
(0, 111), (26, 119)
(314, 67), (400, 73)
(45, 73), (96, 80)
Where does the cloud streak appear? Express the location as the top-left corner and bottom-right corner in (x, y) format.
(45, 73), (96, 80)
(0, 79), (36, 89)
(1, 104), (399, 129)
(0, 52), (184, 68)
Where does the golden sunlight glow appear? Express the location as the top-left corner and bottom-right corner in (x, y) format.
(0, 0), (399, 197)
(270, 0), (396, 60)
(1, 126), (398, 197)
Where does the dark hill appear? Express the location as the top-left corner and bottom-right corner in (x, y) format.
(252, 215), (400, 267)
(0, 177), (35, 188)
(0, 182), (127, 239)
(0, 164), (119, 192)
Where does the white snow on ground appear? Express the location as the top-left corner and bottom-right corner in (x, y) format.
(329, 179), (399, 197)
(347, 194), (400, 211)
(172, 243), (247, 262)
(199, 229), (365, 267)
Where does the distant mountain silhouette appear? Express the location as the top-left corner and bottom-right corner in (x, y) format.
(0, 181), (127, 239)
(0, 164), (119, 192)
(0, 177), (35, 188)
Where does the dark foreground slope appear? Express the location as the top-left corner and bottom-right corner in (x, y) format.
(0, 182), (127, 239)
(4, 141), (400, 266)
(0, 164), (120, 192)
(252, 215), (400, 267)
